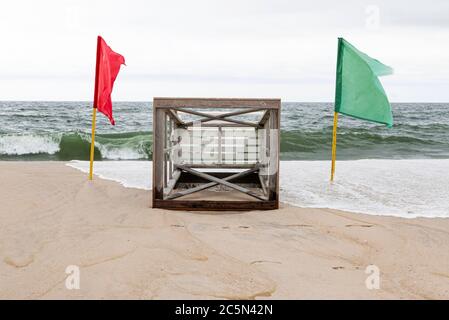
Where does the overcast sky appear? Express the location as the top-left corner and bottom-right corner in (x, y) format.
(0, 0), (448, 102)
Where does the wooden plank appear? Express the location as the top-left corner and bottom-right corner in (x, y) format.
(259, 114), (270, 195)
(153, 98), (281, 109)
(175, 165), (266, 201)
(218, 126), (222, 164)
(265, 116), (270, 193)
(275, 106), (281, 206)
(256, 127), (259, 162)
(268, 109), (280, 203)
(258, 110), (270, 126)
(167, 109), (184, 126)
(166, 167), (259, 200)
(258, 172), (268, 196)
(183, 108), (265, 127)
(164, 114), (168, 188)
(164, 144), (181, 153)
(198, 123), (260, 128)
(168, 119), (173, 179)
(164, 169), (181, 197)
(233, 134), (236, 164)
(175, 108), (261, 128)
(190, 129), (193, 164)
(153, 199), (278, 211)
(181, 163), (256, 169)
(152, 107), (166, 205)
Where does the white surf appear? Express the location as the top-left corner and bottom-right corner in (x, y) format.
(67, 159), (449, 218)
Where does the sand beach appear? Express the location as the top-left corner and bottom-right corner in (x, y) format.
(1, 161), (448, 299)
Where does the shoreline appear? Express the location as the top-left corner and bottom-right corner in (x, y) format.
(0, 161), (448, 299)
(66, 159), (449, 219)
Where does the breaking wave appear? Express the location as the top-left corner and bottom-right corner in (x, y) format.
(0, 132), (152, 160)
(1, 126), (449, 160)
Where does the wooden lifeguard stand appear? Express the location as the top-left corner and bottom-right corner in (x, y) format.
(152, 98), (280, 210)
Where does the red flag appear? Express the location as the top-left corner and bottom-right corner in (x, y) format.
(93, 36), (125, 125)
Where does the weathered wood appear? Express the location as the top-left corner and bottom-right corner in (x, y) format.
(164, 144), (181, 153)
(275, 106), (281, 202)
(153, 97), (281, 109)
(218, 126), (222, 164)
(153, 199), (278, 211)
(164, 113), (168, 188)
(198, 123), (260, 128)
(175, 165), (265, 201)
(258, 173), (268, 196)
(233, 134), (236, 164)
(183, 108), (264, 127)
(152, 108), (166, 205)
(264, 115), (271, 193)
(164, 169), (181, 197)
(181, 163), (256, 169)
(268, 109), (280, 201)
(167, 109), (184, 126)
(152, 97), (280, 210)
(175, 108), (261, 128)
(168, 119), (173, 179)
(190, 129), (194, 164)
(258, 109), (270, 126)
(256, 127), (259, 162)
(166, 167), (259, 200)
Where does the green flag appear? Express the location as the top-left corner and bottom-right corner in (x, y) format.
(334, 38), (394, 127)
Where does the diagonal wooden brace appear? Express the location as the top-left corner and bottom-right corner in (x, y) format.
(181, 108), (264, 127)
(175, 108), (262, 128)
(174, 164), (266, 201)
(166, 167), (260, 200)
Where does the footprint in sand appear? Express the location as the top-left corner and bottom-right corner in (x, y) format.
(345, 224), (374, 228)
(4, 253), (34, 268)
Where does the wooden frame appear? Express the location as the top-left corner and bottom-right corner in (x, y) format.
(152, 98), (281, 211)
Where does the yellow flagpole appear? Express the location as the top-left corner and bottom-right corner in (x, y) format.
(330, 111), (338, 181)
(88, 107), (97, 180)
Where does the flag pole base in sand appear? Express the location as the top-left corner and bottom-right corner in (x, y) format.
(330, 111), (338, 182)
(89, 107), (97, 180)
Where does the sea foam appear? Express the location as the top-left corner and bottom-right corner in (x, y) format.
(67, 159), (449, 219)
(0, 134), (60, 155)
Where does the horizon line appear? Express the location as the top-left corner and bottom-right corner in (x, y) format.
(0, 100), (448, 104)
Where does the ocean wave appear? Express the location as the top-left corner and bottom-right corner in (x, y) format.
(1, 102), (448, 161)
(0, 132), (152, 160)
(1, 126), (448, 161)
(95, 132), (152, 160)
(0, 134), (60, 156)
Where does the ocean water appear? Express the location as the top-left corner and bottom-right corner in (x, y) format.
(1, 101), (448, 161)
(1, 101), (449, 218)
